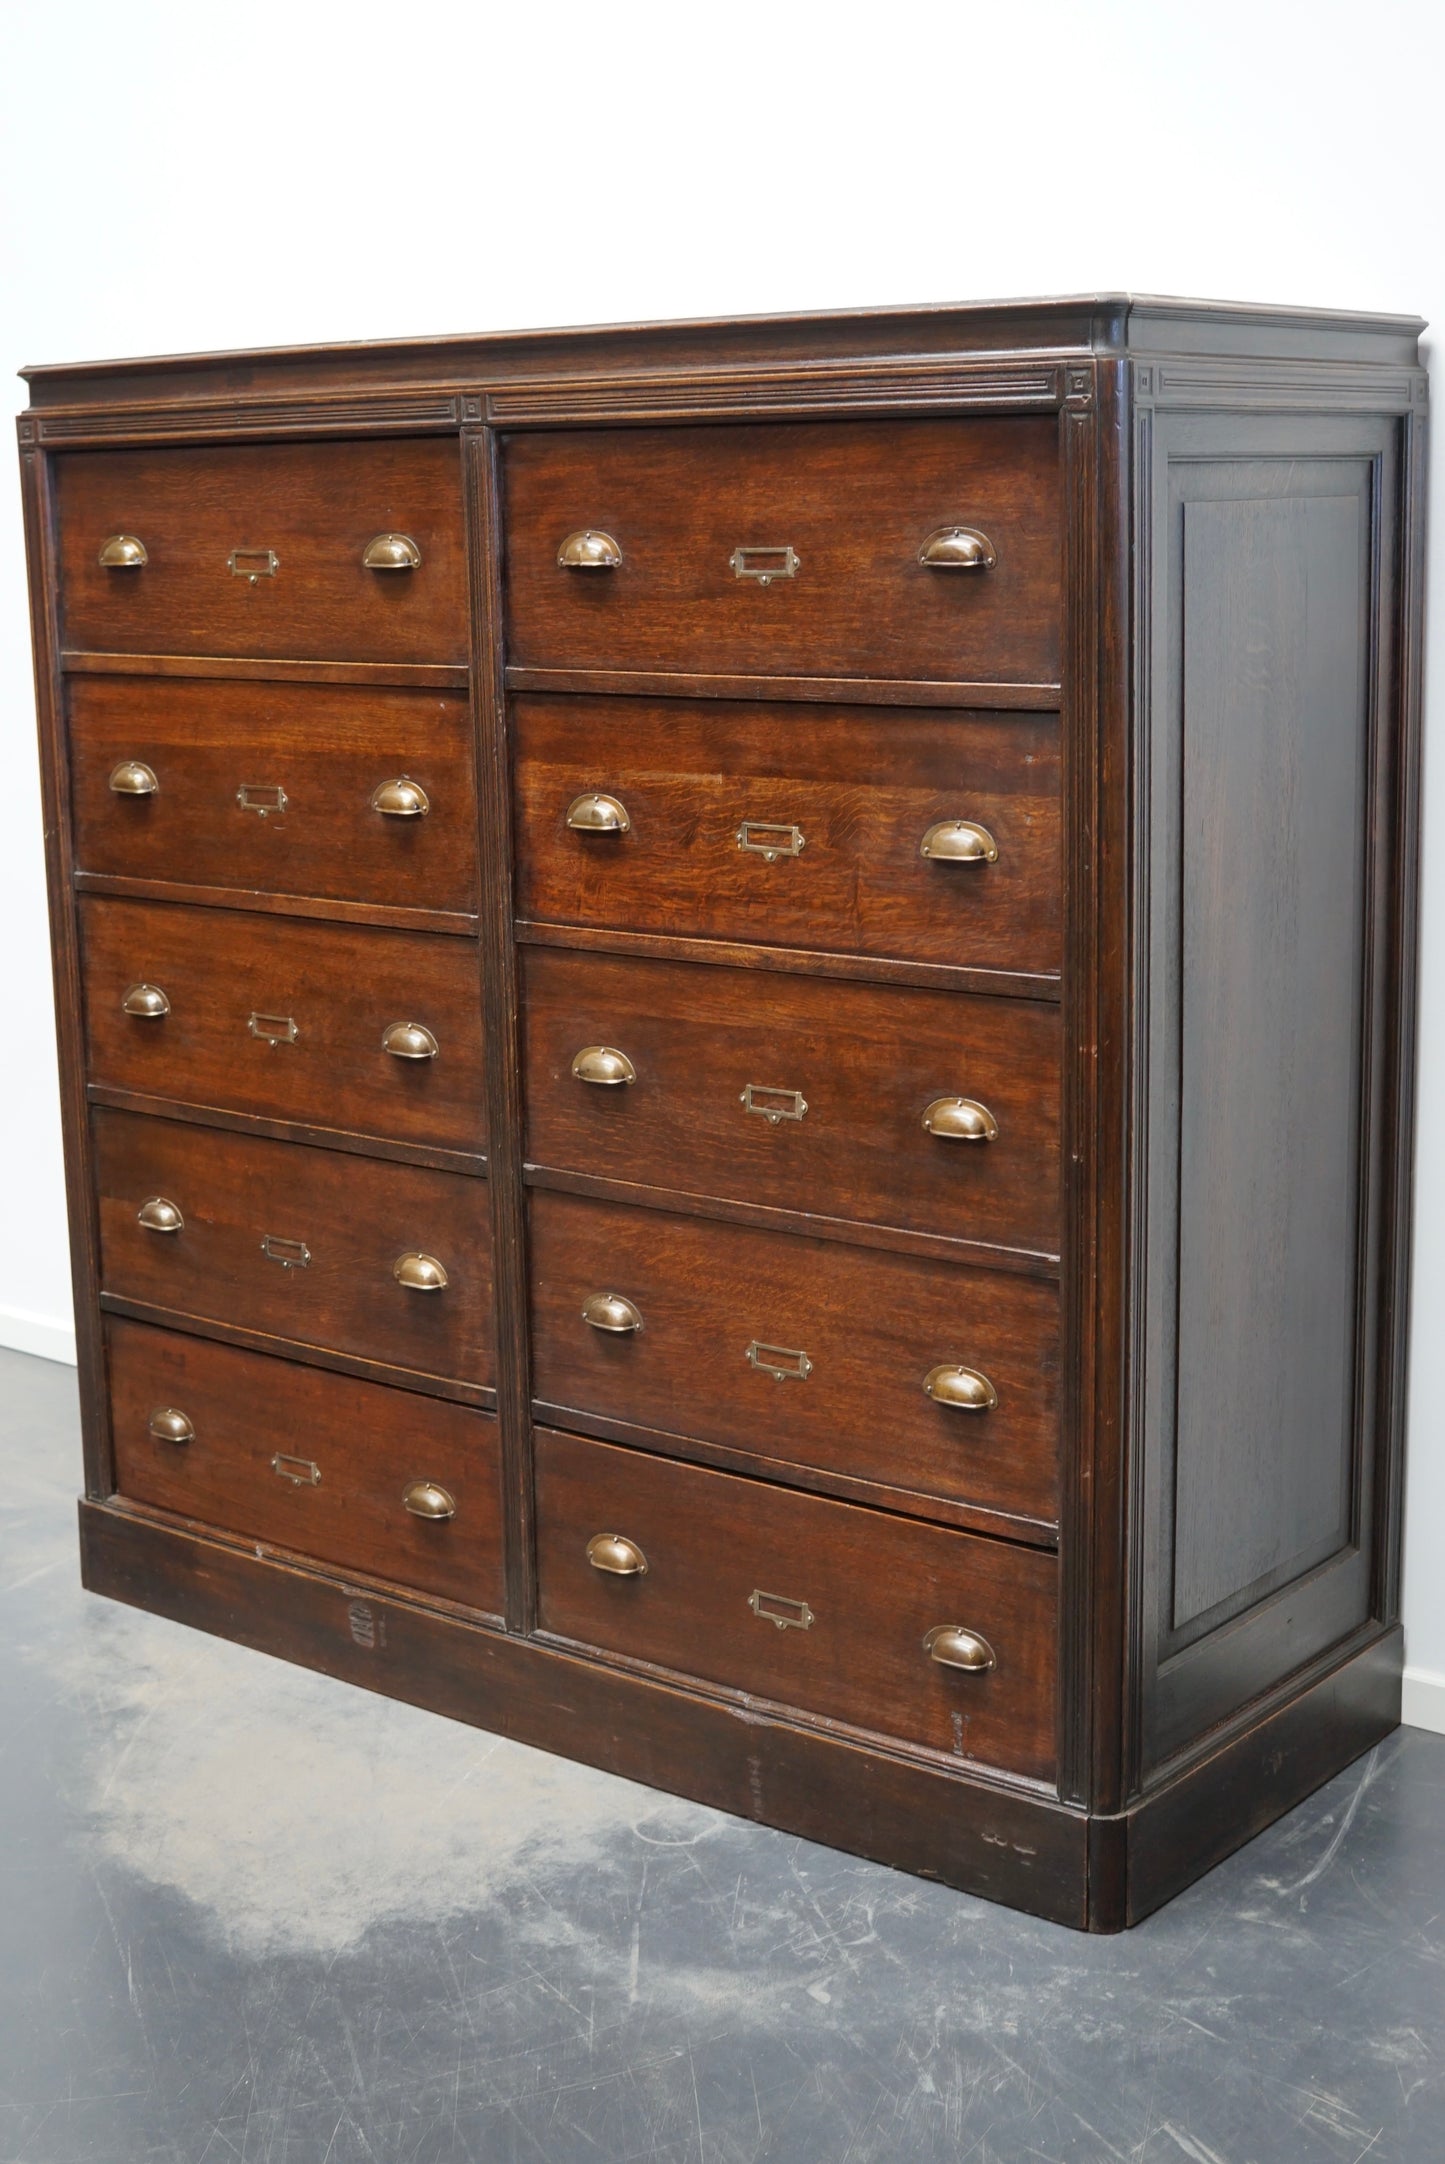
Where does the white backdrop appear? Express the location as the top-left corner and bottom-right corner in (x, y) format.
(2, 0), (1441, 1729)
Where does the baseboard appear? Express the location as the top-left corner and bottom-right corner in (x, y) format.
(0, 1305), (77, 1367)
(1402, 1665), (1445, 1736)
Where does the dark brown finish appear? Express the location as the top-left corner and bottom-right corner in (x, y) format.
(79, 897), (486, 1151)
(534, 1428), (1058, 1780)
(20, 295), (1426, 1930)
(55, 438), (467, 663)
(107, 1317), (504, 1612)
(503, 418), (1061, 684)
(69, 674), (477, 915)
(521, 948), (1061, 1256)
(513, 694), (1060, 974)
(529, 1190), (1059, 1535)
(93, 1108), (493, 1390)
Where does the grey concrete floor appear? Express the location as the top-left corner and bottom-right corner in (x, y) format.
(1, 1348), (1442, 2164)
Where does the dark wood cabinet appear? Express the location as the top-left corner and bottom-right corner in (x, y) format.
(17, 294), (1427, 1928)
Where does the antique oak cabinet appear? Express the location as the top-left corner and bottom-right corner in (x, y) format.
(17, 297), (1427, 1928)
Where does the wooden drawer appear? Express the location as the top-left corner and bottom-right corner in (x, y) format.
(95, 1110), (493, 1388)
(514, 694), (1060, 975)
(80, 898), (485, 1152)
(55, 438), (466, 663)
(108, 1319), (503, 1612)
(70, 675), (477, 916)
(534, 1428), (1057, 1779)
(503, 419), (1061, 685)
(522, 950), (1060, 1256)
(529, 1193), (1060, 1531)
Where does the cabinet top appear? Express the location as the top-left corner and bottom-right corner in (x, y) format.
(18, 293), (1426, 414)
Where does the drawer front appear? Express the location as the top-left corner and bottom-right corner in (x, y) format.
(108, 1319), (503, 1611)
(529, 1193), (1060, 1528)
(95, 1110), (493, 1386)
(56, 438), (466, 662)
(504, 419), (1061, 684)
(522, 950), (1060, 1255)
(535, 1428), (1057, 1778)
(80, 898), (485, 1151)
(71, 676), (477, 914)
(514, 695), (1060, 974)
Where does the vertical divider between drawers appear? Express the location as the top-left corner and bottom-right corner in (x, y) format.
(466, 426), (537, 1633)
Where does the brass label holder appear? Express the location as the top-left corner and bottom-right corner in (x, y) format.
(228, 547), (280, 584)
(729, 545), (799, 586)
(737, 821), (805, 862)
(740, 1082), (808, 1126)
(237, 783), (288, 817)
(261, 1234), (311, 1270)
(746, 1340), (813, 1382)
(272, 1452), (321, 1485)
(749, 1589), (815, 1631)
(248, 1012), (299, 1046)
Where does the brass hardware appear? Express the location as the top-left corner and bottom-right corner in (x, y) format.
(730, 544), (800, 585)
(109, 760), (158, 797)
(136, 1195), (184, 1234)
(228, 547), (280, 583)
(746, 1340), (812, 1382)
(557, 529), (622, 569)
(370, 777), (430, 818)
(362, 532), (422, 571)
(403, 1479), (456, 1521)
(394, 1251), (449, 1292)
(918, 527), (998, 572)
(272, 1453), (321, 1486)
(248, 1012), (299, 1046)
(566, 792), (631, 834)
(922, 1097), (999, 1143)
(122, 982), (170, 1019)
(920, 819), (999, 864)
(237, 782), (288, 816)
(740, 1082), (807, 1126)
(923, 1363), (999, 1413)
(581, 1290), (643, 1334)
(737, 821), (805, 862)
(98, 534), (148, 569)
(586, 1532), (647, 1576)
(572, 1045), (636, 1086)
(749, 1589), (815, 1631)
(261, 1233), (311, 1270)
(147, 1407), (194, 1445)
(382, 1020), (440, 1061)
(923, 1624), (996, 1672)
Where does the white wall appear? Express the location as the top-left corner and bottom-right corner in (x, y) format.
(2, 0), (1442, 1729)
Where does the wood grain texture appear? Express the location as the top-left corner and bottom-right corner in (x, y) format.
(534, 1427), (1059, 1780)
(513, 693), (1060, 974)
(521, 947), (1061, 1255)
(107, 1317), (505, 1613)
(79, 896), (486, 1151)
(528, 1190), (1060, 1530)
(94, 1108), (493, 1387)
(55, 438), (467, 662)
(502, 419), (1061, 683)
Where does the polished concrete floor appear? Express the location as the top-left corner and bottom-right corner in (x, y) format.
(1, 1346), (1442, 2164)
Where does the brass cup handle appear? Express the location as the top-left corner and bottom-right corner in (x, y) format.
(394, 1251), (448, 1292)
(558, 529), (622, 569)
(587, 1532), (647, 1576)
(99, 534), (148, 568)
(924, 1625), (996, 1672)
(920, 819), (998, 864)
(382, 1021), (439, 1060)
(109, 760), (159, 796)
(572, 1045), (636, 1086)
(122, 982), (170, 1019)
(581, 1291), (643, 1334)
(918, 527), (997, 571)
(148, 1406), (194, 1444)
(362, 532), (421, 570)
(566, 792), (631, 834)
(403, 1479), (456, 1521)
(922, 1097), (999, 1143)
(371, 777), (430, 818)
(137, 1196), (184, 1234)
(923, 1364), (999, 1413)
